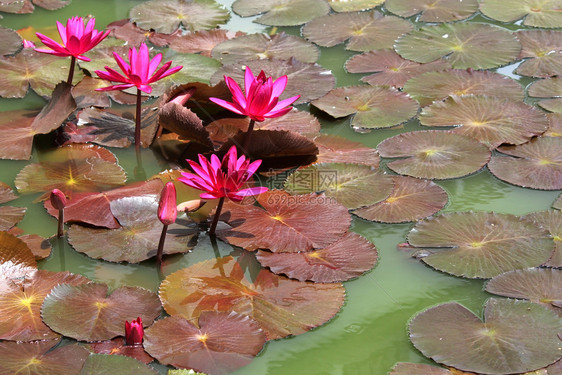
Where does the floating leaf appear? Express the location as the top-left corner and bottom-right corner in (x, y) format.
(353, 176), (448, 223)
(256, 232), (378, 282)
(159, 96), (211, 148)
(419, 96), (548, 148)
(0, 27), (22, 56)
(0, 182), (17, 204)
(407, 212), (554, 278)
(32, 0), (71, 11)
(488, 137), (562, 190)
(403, 69), (524, 107)
(377, 130), (491, 180)
(395, 23), (521, 69)
(386, 0), (479, 22)
(81, 354), (159, 375)
(8, 229), (52, 260)
(0, 270), (89, 341)
(30, 82), (76, 135)
(107, 19), (176, 48)
(554, 194), (562, 210)
(68, 196), (197, 263)
(311, 86), (419, 130)
(515, 30), (562, 78)
(218, 190), (351, 252)
(311, 134), (380, 167)
(87, 338), (153, 364)
(546, 113), (562, 137)
(479, 0), (562, 28)
(232, 0), (330, 26)
(302, 11), (413, 52)
(390, 363), (458, 374)
(409, 298), (562, 374)
(129, 0), (230, 34)
(345, 49), (451, 88)
(538, 98), (562, 113)
(211, 32), (319, 65)
(0, 231), (36, 272)
(71, 76), (111, 108)
(168, 29), (240, 56)
(284, 163), (394, 209)
(524, 210), (562, 267)
(77, 39), (130, 74)
(159, 256), (346, 340)
(327, 0), (384, 12)
(41, 282), (161, 342)
(528, 77), (562, 99)
(144, 312), (265, 375)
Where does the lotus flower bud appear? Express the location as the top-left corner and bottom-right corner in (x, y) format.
(125, 317), (143, 346)
(158, 182), (177, 225)
(49, 189), (67, 210)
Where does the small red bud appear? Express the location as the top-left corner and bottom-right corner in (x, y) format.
(158, 182), (177, 225)
(125, 317), (143, 346)
(50, 189), (67, 210)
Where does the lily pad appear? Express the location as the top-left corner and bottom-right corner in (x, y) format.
(353, 176), (448, 223)
(327, 0), (384, 12)
(345, 49), (451, 88)
(479, 0), (562, 28)
(0, 182), (17, 204)
(0, 230), (36, 272)
(77, 39), (130, 75)
(41, 282), (161, 341)
(218, 190), (351, 252)
(524, 210), (562, 267)
(68, 196), (197, 263)
(546, 113), (562, 137)
(407, 211), (554, 278)
(390, 363), (461, 374)
(211, 32), (319, 65)
(32, 0), (71, 10)
(232, 0), (330, 26)
(554, 194), (562, 210)
(0, 206), (26, 230)
(284, 163), (394, 209)
(395, 23), (521, 69)
(419, 96), (548, 148)
(538, 98), (562, 113)
(311, 134), (380, 167)
(168, 29), (240, 56)
(159, 256), (346, 340)
(377, 130), (491, 180)
(311, 85), (419, 130)
(71, 76), (112, 108)
(8, 228), (51, 260)
(30, 82), (76, 135)
(386, 0), (479, 22)
(487, 137), (562, 190)
(528, 77), (562, 99)
(81, 354), (159, 375)
(403, 69), (524, 107)
(409, 298), (562, 374)
(0, 27), (22, 56)
(87, 338), (153, 364)
(129, 0), (230, 34)
(515, 30), (562, 78)
(144, 312), (265, 375)
(256, 232), (378, 282)
(302, 11), (413, 52)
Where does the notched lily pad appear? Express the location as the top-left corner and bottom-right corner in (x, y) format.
(87, 338), (153, 364)
(386, 0), (479, 22)
(528, 77), (562, 100)
(311, 134), (380, 167)
(327, 0), (384, 12)
(232, 0), (330, 26)
(0, 230), (36, 272)
(0, 182), (17, 204)
(168, 29), (240, 56)
(0, 109), (35, 161)
(31, 82), (76, 135)
(480, 0), (562, 28)
(81, 353), (158, 375)
(0, 205), (26, 230)
(0, 27), (22, 56)
(515, 30), (562, 78)
(524, 210), (562, 267)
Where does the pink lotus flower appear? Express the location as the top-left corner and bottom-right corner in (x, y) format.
(94, 43), (182, 94)
(210, 67), (300, 122)
(35, 16), (109, 62)
(125, 317), (143, 346)
(158, 182), (177, 226)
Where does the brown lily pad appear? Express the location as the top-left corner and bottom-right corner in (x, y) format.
(528, 77), (562, 99)
(0, 230), (36, 274)
(390, 363), (466, 374)
(232, 0), (331, 26)
(30, 82), (76, 135)
(80, 354), (159, 375)
(524, 210), (562, 267)
(71, 76), (112, 108)
(8, 228), (52, 260)
(168, 29), (241, 56)
(311, 134), (380, 167)
(327, 0), (384, 12)
(546, 113), (562, 137)
(87, 338), (153, 364)
(0, 27), (22, 56)
(0, 206), (26, 230)
(515, 30), (562, 78)
(0, 182), (17, 204)
(479, 0), (562, 28)
(386, 0), (479, 22)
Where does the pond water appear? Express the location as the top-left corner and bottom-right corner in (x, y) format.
(0, 1), (560, 374)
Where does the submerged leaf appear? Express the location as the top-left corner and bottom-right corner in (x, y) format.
(232, 0), (330, 26)
(386, 0), (479, 22)
(81, 354), (159, 375)
(87, 338), (153, 364)
(479, 0), (562, 28)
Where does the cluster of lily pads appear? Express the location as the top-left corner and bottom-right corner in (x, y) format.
(0, 0), (561, 374)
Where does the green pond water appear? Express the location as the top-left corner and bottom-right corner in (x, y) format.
(0, 1), (560, 374)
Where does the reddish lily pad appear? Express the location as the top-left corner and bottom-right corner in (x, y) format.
(407, 211), (554, 278)
(0, 206), (26, 230)
(515, 30), (562, 78)
(524, 210), (562, 267)
(0, 340), (90, 375)
(284, 163), (394, 209)
(30, 82), (76, 135)
(302, 11), (413, 52)
(0, 182), (17, 203)
(327, 0), (384, 12)
(168, 29), (240, 57)
(8, 228), (52, 260)
(256, 232), (378, 282)
(212, 32), (319, 65)
(345, 49), (451, 88)
(130, 0), (230, 34)
(546, 113), (562, 137)
(0, 27), (22, 56)
(409, 298), (562, 374)
(218, 190), (351, 252)
(159, 256), (346, 340)
(479, 0), (562, 28)
(419, 96), (548, 148)
(377, 130), (491, 180)
(0, 230), (36, 272)
(81, 354), (158, 375)
(395, 23), (521, 69)
(232, 0), (330, 26)
(68, 196), (197, 263)
(87, 338), (153, 364)
(71, 76), (112, 108)
(0, 269), (90, 341)
(403, 69), (524, 107)
(159, 94), (211, 148)
(144, 312), (266, 375)
(311, 134), (380, 167)
(107, 19), (177, 48)
(353, 176), (448, 223)
(41, 282), (161, 342)
(488, 137), (562, 190)
(386, 0), (479, 22)
(311, 86), (419, 130)
(528, 77), (562, 99)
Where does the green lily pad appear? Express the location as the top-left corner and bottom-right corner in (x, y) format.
(327, 0), (384, 12)
(256, 232), (378, 282)
(0, 206), (26, 230)
(302, 11), (413, 52)
(284, 163), (394, 209)
(144, 312), (266, 375)
(130, 0), (230, 34)
(81, 354), (159, 375)
(515, 30), (562, 78)
(488, 137), (562, 190)
(479, 0), (562, 28)
(524, 210), (562, 267)
(419, 96), (548, 148)
(403, 69), (524, 107)
(345, 49), (451, 88)
(311, 134), (380, 167)
(0, 27), (22, 56)
(86, 338), (153, 364)
(377, 130), (491, 180)
(407, 211), (554, 278)
(41, 282), (161, 342)
(232, 0), (330, 26)
(409, 298), (562, 374)
(353, 176), (448, 223)
(68, 196), (197, 263)
(159, 256), (346, 340)
(395, 23), (521, 69)
(386, 0), (479, 22)
(311, 85), (419, 130)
